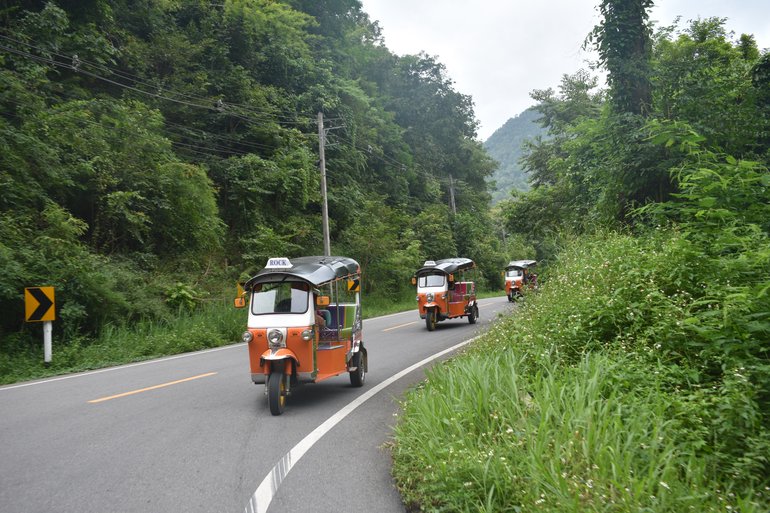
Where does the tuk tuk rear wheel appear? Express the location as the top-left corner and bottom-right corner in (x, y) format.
(349, 350), (366, 387)
(267, 368), (286, 416)
(468, 304), (478, 324)
(426, 309), (437, 331)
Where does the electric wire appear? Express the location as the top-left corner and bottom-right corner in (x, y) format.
(0, 32), (315, 126)
(0, 98), (256, 160)
(1, 32), (469, 188)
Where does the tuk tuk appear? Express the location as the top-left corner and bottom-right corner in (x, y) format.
(235, 256), (367, 415)
(504, 259), (537, 301)
(413, 258), (479, 331)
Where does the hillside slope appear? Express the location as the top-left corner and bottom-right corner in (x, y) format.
(484, 108), (545, 203)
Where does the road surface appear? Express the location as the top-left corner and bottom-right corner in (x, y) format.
(0, 296), (514, 513)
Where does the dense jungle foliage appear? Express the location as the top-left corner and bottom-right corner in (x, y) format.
(393, 2), (770, 512)
(0, 0), (526, 366)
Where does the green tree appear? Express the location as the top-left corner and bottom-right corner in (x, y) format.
(651, 17), (769, 157)
(588, 0), (654, 115)
(411, 205), (457, 261)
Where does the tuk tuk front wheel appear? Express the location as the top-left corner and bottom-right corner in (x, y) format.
(349, 350), (366, 387)
(425, 309), (437, 331)
(468, 304), (479, 324)
(267, 368), (287, 416)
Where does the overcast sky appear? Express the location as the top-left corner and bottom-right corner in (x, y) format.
(359, 1), (770, 141)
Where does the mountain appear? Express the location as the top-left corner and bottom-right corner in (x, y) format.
(484, 107), (545, 204)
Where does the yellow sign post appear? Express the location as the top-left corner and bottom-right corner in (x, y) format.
(24, 287), (56, 363)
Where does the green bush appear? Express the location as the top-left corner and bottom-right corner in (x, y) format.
(392, 228), (770, 512)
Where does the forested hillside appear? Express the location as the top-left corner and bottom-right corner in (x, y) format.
(0, 0), (522, 355)
(483, 107), (543, 202)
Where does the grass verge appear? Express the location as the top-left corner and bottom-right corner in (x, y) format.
(391, 229), (770, 512)
(0, 298), (243, 385)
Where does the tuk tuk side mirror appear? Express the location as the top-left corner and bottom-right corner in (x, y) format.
(234, 281), (247, 308)
(316, 295), (331, 306)
(411, 277), (416, 286)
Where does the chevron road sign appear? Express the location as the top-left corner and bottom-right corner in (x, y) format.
(25, 287), (56, 322)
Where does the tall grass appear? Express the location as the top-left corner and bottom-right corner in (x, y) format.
(394, 350), (741, 512)
(391, 229), (770, 512)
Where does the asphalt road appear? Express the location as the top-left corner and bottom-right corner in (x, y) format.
(0, 296), (514, 513)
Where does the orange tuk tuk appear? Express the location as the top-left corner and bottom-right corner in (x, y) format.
(504, 259), (537, 301)
(413, 258), (479, 331)
(235, 256), (367, 415)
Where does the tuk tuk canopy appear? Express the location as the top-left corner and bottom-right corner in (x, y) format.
(505, 259), (537, 271)
(415, 258), (475, 277)
(245, 256), (360, 290)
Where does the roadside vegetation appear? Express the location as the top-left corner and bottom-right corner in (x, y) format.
(393, 226), (770, 512)
(392, 1), (770, 511)
(0, 293), (243, 385)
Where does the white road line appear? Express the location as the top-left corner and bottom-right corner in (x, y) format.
(244, 334), (482, 513)
(0, 344), (244, 392)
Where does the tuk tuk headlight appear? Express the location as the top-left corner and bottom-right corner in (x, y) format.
(301, 329), (313, 341)
(242, 331), (253, 343)
(427, 292), (434, 302)
(267, 329), (285, 348)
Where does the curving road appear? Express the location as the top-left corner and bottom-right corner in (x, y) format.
(0, 296), (514, 513)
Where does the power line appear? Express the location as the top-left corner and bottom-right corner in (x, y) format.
(0, 97), (259, 160)
(2, 32), (474, 191)
(0, 31), (316, 127)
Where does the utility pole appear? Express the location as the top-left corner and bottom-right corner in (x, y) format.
(448, 174), (457, 214)
(317, 111), (331, 256)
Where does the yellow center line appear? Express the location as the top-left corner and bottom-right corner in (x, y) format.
(88, 372), (218, 404)
(382, 321), (417, 332)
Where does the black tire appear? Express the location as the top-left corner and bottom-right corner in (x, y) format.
(468, 304), (478, 324)
(426, 309), (436, 331)
(349, 350), (366, 387)
(267, 367), (286, 416)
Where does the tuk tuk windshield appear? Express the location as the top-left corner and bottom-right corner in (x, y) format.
(418, 274), (446, 288)
(251, 282), (309, 315)
(506, 269), (523, 278)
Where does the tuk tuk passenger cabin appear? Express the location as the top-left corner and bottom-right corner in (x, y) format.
(413, 258), (479, 331)
(504, 259), (537, 301)
(237, 256), (367, 415)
